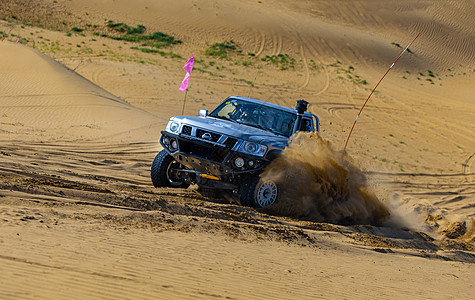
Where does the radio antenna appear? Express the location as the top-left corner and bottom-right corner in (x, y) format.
(343, 32), (421, 150)
(247, 71), (258, 98)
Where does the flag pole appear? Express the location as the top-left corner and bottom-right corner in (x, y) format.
(343, 32), (421, 151)
(179, 53), (194, 115)
(181, 89), (188, 115)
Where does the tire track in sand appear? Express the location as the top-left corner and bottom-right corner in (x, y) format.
(294, 31), (330, 96)
(253, 29), (266, 57)
(463, 153), (474, 183)
(273, 29), (283, 56)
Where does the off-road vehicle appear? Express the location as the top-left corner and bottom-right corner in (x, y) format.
(151, 96), (319, 207)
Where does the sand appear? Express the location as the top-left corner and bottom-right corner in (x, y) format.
(0, 0), (474, 298)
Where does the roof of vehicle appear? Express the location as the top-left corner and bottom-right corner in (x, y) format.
(224, 96), (314, 118)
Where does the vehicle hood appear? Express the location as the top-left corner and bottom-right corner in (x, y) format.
(172, 116), (289, 149)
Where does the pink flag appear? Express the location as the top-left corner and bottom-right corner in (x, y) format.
(179, 72), (191, 92)
(183, 53), (194, 73)
(179, 54), (194, 92)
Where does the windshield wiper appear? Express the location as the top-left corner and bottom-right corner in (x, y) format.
(211, 116), (283, 136)
(247, 123), (284, 136)
(211, 115), (238, 123)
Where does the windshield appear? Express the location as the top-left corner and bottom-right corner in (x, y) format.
(209, 98), (297, 137)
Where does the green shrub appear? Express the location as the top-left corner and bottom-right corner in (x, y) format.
(101, 21), (181, 48)
(107, 21), (146, 34)
(261, 53), (295, 70)
(205, 40), (236, 58)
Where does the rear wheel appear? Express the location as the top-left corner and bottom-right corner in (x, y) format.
(151, 150), (189, 188)
(239, 175), (280, 208)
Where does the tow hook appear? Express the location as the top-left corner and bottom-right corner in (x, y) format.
(200, 174), (221, 181)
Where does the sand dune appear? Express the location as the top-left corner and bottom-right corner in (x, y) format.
(52, 0), (475, 70)
(0, 0), (474, 298)
(0, 43), (165, 142)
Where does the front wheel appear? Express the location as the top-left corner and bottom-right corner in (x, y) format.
(239, 175), (280, 208)
(151, 150), (189, 188)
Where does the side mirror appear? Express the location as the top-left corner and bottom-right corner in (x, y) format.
(199, 109), (208, 117)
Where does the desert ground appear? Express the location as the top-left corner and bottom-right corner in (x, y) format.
(0, 0), (474, 298)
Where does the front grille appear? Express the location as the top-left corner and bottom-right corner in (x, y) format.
(196, 129), (221, 142)
(179, 140), (229, 162)
(223, 137), (238, 149)
(182, 125), (192, 135)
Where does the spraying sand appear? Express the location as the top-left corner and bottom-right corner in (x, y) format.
(262, 132), (389, 225)
(262, 132), (474, 245)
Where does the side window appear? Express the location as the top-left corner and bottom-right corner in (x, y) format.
(217, 103), (236, 118)
(299, 118), (313, 132)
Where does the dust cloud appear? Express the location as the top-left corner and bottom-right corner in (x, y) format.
(386, 193), (475, 242)
(375, 191), (430, 232)
(261, 132), (389, 225)
(371, 185), (474, 243)
(260, 131), (474, 244)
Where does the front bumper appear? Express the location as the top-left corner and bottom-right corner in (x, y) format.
(160, 131), (268, 178)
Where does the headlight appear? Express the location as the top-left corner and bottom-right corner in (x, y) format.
(239, 141), (267, 157)
(244, 143), (257, 153)
(166, 120), (181, 133)
(234, 157), (245, 168)
(170, 139), (178, 150)
(169, 122), (180, 133)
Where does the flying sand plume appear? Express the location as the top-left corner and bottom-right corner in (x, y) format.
(261, 132), (389, 225)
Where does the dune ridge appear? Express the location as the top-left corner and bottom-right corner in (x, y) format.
(0, 43), (164, 141)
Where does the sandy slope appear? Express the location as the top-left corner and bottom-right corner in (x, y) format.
(0, 0), (474, 298)
(1, 206), (473, 299)
(0, 43), (165, 142)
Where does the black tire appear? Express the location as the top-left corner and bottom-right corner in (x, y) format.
(239, 175), (280, 208)
(151, 150), (189, 188)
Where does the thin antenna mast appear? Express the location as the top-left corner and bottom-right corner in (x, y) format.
(181, 89), (188, 115)
(247, 72), (258, 98)
(343, 32), (421, 150)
